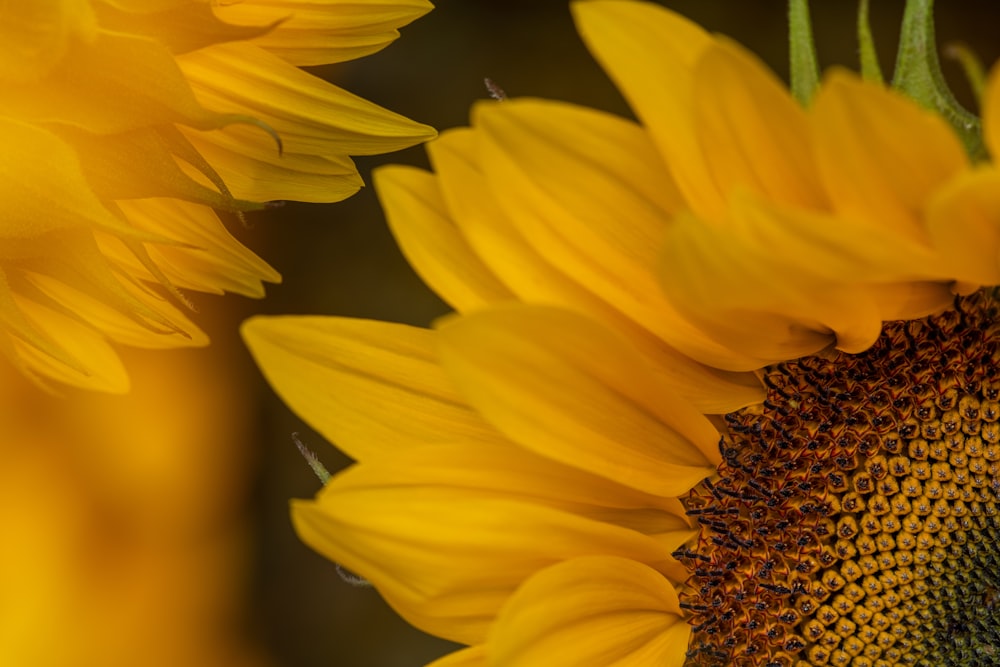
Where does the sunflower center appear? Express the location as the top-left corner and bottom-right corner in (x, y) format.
(677, 290), (1000, 667)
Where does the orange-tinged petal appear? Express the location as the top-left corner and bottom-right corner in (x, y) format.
(572, 0), (724, 220)
(216, 0), (434, 66)
(293, 469), (684, 644)
(428, 128), (764, 413)
(693, 38), (825, 209)
(659, 191), (955, 365)
(927, 166), (1000, 286)
(488, 556), (689, 667)
(0, 0), (97, 83)
(811, 69), (969, 239)
(179, 41), (435, 158)
(241, 315), (503, 460)
(374, 164), (517, 311)
(436, 305), (720, 496)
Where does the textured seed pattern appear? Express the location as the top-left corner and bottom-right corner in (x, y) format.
(679, 290), (1000, 667)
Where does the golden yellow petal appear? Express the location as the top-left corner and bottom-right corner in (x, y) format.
(693, 38), (825, 209)
(659, 190), (954, 365)
(436, 305), (720, 496)
(927, 165), (1000, 286)
(318, 442), (691, 539)
(1, 30), (244, 133)
(0, 0), (97, 83)
(488, 556), (689, 667)
(241, 316), (503, 460)
(178, 41), (435, 158)
(572, 0), (724, 220)
(292, 469), (681, 644)
(810, 69), (969, 239)
(216, 0), (434, 66)
(183, 128), (363, 203)
(374, 164), (517, 311)
(429, 128), (764, 413)
(11, 295), (129, 393)
(112, 198), (280, 299)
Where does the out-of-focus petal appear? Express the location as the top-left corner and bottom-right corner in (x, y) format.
(216, 0), (434, 65)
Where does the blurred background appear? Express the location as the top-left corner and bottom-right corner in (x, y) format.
(4, 2), (1000, 666)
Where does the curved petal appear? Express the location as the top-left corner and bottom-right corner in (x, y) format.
(659, 192), (952, 365)
(436, 305), (721, 496)
(178, 42), (435, 158)
(693, 38), (824, 209)
(429, 128), (764, 413)
(217, 0), (434, 66)
(241, 315), (504, 460)
(926, 165), (1000, 286)
(292, 465), (685, 644)
(374, 164), (516, 312)
(488, 556), (690, 667)
(572, 0), (723, 220)
(810, 69), (969, 239)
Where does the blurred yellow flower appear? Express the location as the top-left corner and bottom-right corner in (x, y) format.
(244, 0), (1000, 665)
(1, 0), (434, 392)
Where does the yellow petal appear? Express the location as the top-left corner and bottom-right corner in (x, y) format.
(241, 316), (503, 460)
(659, 192), (953, 365)
(374, 164), (516, 311)
(11, 295), (129, 393)
(0, 0), (97, 83)
(179, 41), (435, 158)
(810, 69), (969, 239)
(488, 556), (689, 667)
(111, 198), (280, 299)
(572, 0), (723, 220)
(216, 0), (434, 66)
(293, 468), (682, 644)
(436, 305), (720, 496)
(427, 646), (486, 667)
(2, 30), (245, 133)
(429, 128), (763, 413)
(183, 128), (363, 203)
(926, 165), (1000, 286)
(693, 38), (825, 209)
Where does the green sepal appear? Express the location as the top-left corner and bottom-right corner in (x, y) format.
(891, 0), (984, 159)
(857, 0), (884, 83)
(788, 0), (820, 106)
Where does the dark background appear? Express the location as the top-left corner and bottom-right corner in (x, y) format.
(214, 2), (1000, 665)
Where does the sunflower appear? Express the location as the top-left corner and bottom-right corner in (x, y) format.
(244, 0), (1000, 665)
(1, 0), (435, 392)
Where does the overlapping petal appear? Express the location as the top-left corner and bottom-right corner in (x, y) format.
(241, 315), (504, 461)
(488, 557), (689, 667)
(376, 103), (766, 412)
(436, 305), (721, 496)
(292, 442), (692, 645)
(2, 0), (434, 390)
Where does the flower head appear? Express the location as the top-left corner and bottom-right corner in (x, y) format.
(3, 0), (435, 392)
(245, 0), (1000, 665)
